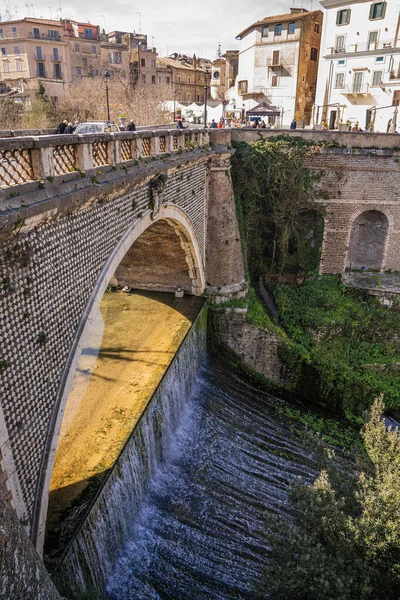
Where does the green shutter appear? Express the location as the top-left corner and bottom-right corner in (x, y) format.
(345, 9), (351, 24)
(336, 10), (341, 25)
(369, 4), (374, 19)
(381, 2), (387, 18)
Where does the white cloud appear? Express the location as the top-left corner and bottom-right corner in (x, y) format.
(8, 0), (316, 57)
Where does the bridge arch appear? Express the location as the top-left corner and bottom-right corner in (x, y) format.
(32, 204), (205, 552)
(347, 209), (390, 271)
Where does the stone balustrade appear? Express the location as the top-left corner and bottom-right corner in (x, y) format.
(0, 128), (210, 189)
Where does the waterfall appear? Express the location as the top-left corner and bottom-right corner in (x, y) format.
(56, 307), (207, 598)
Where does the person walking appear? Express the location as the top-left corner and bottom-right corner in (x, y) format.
(210, 119), (218, 129)
(56, 119), (68, 134)
(127, 120), (136, 131)
(64, 122), (74, 134)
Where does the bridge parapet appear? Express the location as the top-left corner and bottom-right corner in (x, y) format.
(0, 128), (210, 190)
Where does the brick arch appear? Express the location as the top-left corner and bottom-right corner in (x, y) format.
(346, 209), (390, 271)
(32, 205), (205, 552)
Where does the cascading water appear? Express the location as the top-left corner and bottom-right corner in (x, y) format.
(57, 308), (318, 599)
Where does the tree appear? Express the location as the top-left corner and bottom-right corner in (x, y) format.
(259, 397), (400, 600)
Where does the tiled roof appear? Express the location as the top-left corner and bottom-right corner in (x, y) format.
(23, 17), (63, 26)
(236, 10), (321, 39)
(157, 57), (205, 72)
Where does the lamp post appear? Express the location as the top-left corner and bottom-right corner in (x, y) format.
(104, 69), (111, 122)
(204, 66), (210, 127)
(173, 89), (177, 122)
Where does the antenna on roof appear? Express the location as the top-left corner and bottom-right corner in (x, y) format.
(14, 5), (18, 18)
(30, 3), (35, 17)
(25, 3), (30, 16)
(216, 42), (222, 58)
(49, 6), (52, 18)
(136, 12), (141, 33)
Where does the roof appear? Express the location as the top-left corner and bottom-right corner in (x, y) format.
(0, 16), (63, 27)
(157, 56), (205, 72)
(236, 9), (321, 39)
(246, 102), (280, 116)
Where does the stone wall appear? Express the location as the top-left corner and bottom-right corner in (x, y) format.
(0, 477), (60, 599)
(211, 308), (283, 384)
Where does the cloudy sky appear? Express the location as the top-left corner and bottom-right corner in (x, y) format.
(6, 0), (318, 57)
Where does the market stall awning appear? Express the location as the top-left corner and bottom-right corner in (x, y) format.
(246, 102), (280, 117)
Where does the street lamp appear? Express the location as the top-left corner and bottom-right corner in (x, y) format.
(173, 89), (177, 122)
(104, 69), (111, 122)
(204, 66), (210, 128)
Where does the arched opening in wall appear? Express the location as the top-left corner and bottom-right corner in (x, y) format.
(43, 213), (205, 569)
(347, 210), (389, 271)
(283, 209), (324, 275)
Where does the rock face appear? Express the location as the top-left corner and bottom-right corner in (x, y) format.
(211, 308), (284, 384)
(0, 477), (60, 599)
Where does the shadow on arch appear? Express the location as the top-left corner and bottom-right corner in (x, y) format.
(32, 204), (205, 554)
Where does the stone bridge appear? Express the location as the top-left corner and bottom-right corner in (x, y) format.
(1, 126), (400, 559)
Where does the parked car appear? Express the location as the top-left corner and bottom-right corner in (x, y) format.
(74, 121), (120, 134)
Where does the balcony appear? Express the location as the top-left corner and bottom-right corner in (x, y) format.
(34, 54), (46, 61)
(342, 83), (370, 96)
(327, 39), (397, 56)
(51, 56), (62, 63)
(28, 32), (62, 42)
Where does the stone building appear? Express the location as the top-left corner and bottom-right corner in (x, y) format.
(157, 55), (211, 104)
(233, 8), (323, 126)
(63, 20), (101, 83)
(210, 51), (239, 101)
(99, 31), (130, 83)
(0, 17), (69, 104)
(315, 0), (400, 132)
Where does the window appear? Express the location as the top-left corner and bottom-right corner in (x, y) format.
(272, 50), (280, 65)
(336, 9), (351, 25)
(48, 30), (60, 40)
(91, 45), (96, 54)
(151, 59), (155, 68)
(187, 93), (191, 101)
(238, 80), (248, 93)
(11, 26), (17, 38)
(142, 74), (146, 83)
(188, 77), (191, 84)
(368, 31), (379, 50)
(13, 46), (19, 54)
(375, 56), (384, 63)
(372, 70), (383, 86)
(288, 22), (295, 35)
(76, 67), (82, 76)
(75, 43), (80, 52)
(16, 59), (22, 71)
(262, 25), (269, 36)
(197, 94), (200, 102)
(271, 73), (278, 87)
(393, 90), (400, 106)
(310, 47), (318, 61)
(178, 75), (181, 83)
(85, 28), (92, 39)
(335, 35), (345, 52)
(335, 72), (345, 88)
(166, 76), (170, 84)
(108, 51), (121, 64)
(54, 63), (61, 78)
(1, 48), (5, 56)
(53, 48), (59, 61)
(158, 76), (162, 83)
(37, 62), (45, 77)
(338, 59), (346, 66)
(33, 27), (40, 39)
(369, 2), (386, 20)
(152, 75), (156, 84)
(0, 29), (3, 39)
(314, 23), (320, 34)
(141, 58), (145, 67)
(352, 71), (363, 92)
(275, 24), (282, 36)
(92, 69), (99, 76)
(3, 61), (9, 73)
(35, 46), (43, 60)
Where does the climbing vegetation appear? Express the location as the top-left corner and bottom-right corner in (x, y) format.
(258, 397), (400, 600)
(231, 136), (329, 277)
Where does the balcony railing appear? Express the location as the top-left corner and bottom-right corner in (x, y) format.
(34, 54), (46, 61)
(328, 39), (396, 55)
(28, 32), (62, 41)
(342, 83), (370, 96)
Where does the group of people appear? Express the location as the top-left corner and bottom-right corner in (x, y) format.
(56, 119), (78, 134)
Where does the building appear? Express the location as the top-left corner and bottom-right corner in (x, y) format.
(0, 18), (69, 104)
(63, 20), (101, 83)
(156, 55), (211, 104)
(233, 8), (323, 126)
(315, 0), (400, 132)
(210, 50), (239, 100)
(99, 31), (131, 84)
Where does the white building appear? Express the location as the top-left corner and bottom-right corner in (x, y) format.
(233, 8), (323, 127)
(315, 0), (400, 131)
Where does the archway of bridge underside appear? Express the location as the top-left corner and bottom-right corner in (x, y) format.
(347, 210), (389, 271)
(38, 208), (205, 562)
(112, 218), (201, 295)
